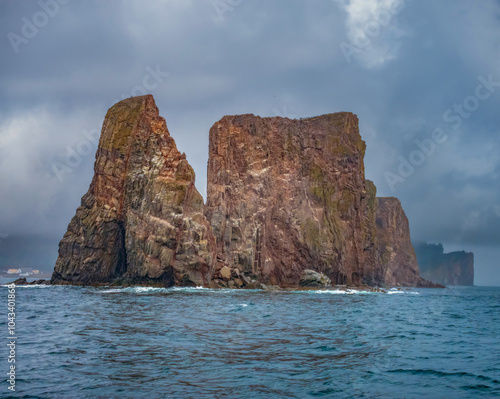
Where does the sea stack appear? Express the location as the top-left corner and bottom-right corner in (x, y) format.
(375, 197), (420, 286)
(51, 95), (216, 286)
(52, 95), (438, 288)
(205, 113), (381, 286)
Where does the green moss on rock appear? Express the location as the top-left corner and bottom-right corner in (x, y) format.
(99, 97), (147, 153)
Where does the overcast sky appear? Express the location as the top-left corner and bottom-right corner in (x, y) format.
(0, 0), (498, 285)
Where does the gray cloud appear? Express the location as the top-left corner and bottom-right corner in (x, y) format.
(0, 0), (498, 284)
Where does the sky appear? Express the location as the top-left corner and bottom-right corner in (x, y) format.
(0, 0), (499, 285)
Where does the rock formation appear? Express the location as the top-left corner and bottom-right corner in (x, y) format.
(51, 95), (216, 286)
(205, 113), (382, 287)
(299, 270), (332, 288)
(362, 179), (383, 285)
(416, 277), (446, 289)
(375, 197), (419, 286)
(52, 95), (439, 288)
(414, 243), (474, 286)
(8, 278), (49, 286)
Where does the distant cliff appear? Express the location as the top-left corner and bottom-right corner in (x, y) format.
(51, 95), (437, 288)
(414, 243), (474, 286)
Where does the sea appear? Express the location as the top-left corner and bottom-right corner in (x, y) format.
(0, 278), (499, 398)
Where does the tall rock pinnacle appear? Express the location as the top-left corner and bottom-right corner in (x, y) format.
(51, 95), (216, 286)
(376, 197), (419, 286)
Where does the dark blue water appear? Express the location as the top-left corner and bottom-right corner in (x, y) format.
(1, 280), (499, 398)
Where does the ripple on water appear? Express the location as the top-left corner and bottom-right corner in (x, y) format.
(1, 283), (498, 398)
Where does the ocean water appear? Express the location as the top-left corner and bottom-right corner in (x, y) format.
(1, 279), (499, 398)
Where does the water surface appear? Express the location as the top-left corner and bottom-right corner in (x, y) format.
(1, 280), (499, 398)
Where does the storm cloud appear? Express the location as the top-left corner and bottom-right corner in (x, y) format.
(1, 0), (499, 284)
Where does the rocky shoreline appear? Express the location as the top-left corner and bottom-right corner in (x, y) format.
(13, 269), (445, 290)
(9, 279), (444, 291)
(9, 278), (50, 286)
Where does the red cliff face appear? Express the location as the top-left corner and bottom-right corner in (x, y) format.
(376, 197), (420, 286)
(205, 113), (381, 286)
(51, 95), (427, 288)
(51, 95), (216, 286)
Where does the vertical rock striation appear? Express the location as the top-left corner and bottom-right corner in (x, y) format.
(51, 95), (215, 286)
(375, 197), (420, 286)
(205, 113), (380, 286)
(362, 180), (384, 285)
(51, 94), (431, 288)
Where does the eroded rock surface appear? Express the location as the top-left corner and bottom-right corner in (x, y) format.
(51, 95), (215, 286)
(205, 113), (380, 287)
(416, 277), (446, 289)
(8, 278), (49, 285)
(299, 269), (332, 288)
(376, 197), (419, 286)
(51, 95), (435, 288)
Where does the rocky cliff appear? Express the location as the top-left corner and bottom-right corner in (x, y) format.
(52, 95), (433, 288)
(51, 95), (216, 286)
(205, 113), (382, 287)
(414, 243), (474, 286)
(375, 197), (419, 286)
(363, 180), (383, 285)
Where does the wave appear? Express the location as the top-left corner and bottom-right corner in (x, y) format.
(293, 288), (420, 295)
(314, 289), (375, 295)
(98, 286), (169, 294)
(1, 284), (52, 288)
(387, 288), (420, 295)
(98, 286), (233, 294)
(388, 368), (500, 383)
(96, 286), (421, 296)
(2, 283), (420, 296)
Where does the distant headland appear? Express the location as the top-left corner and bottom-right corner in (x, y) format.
(415, 243), (474, 286)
